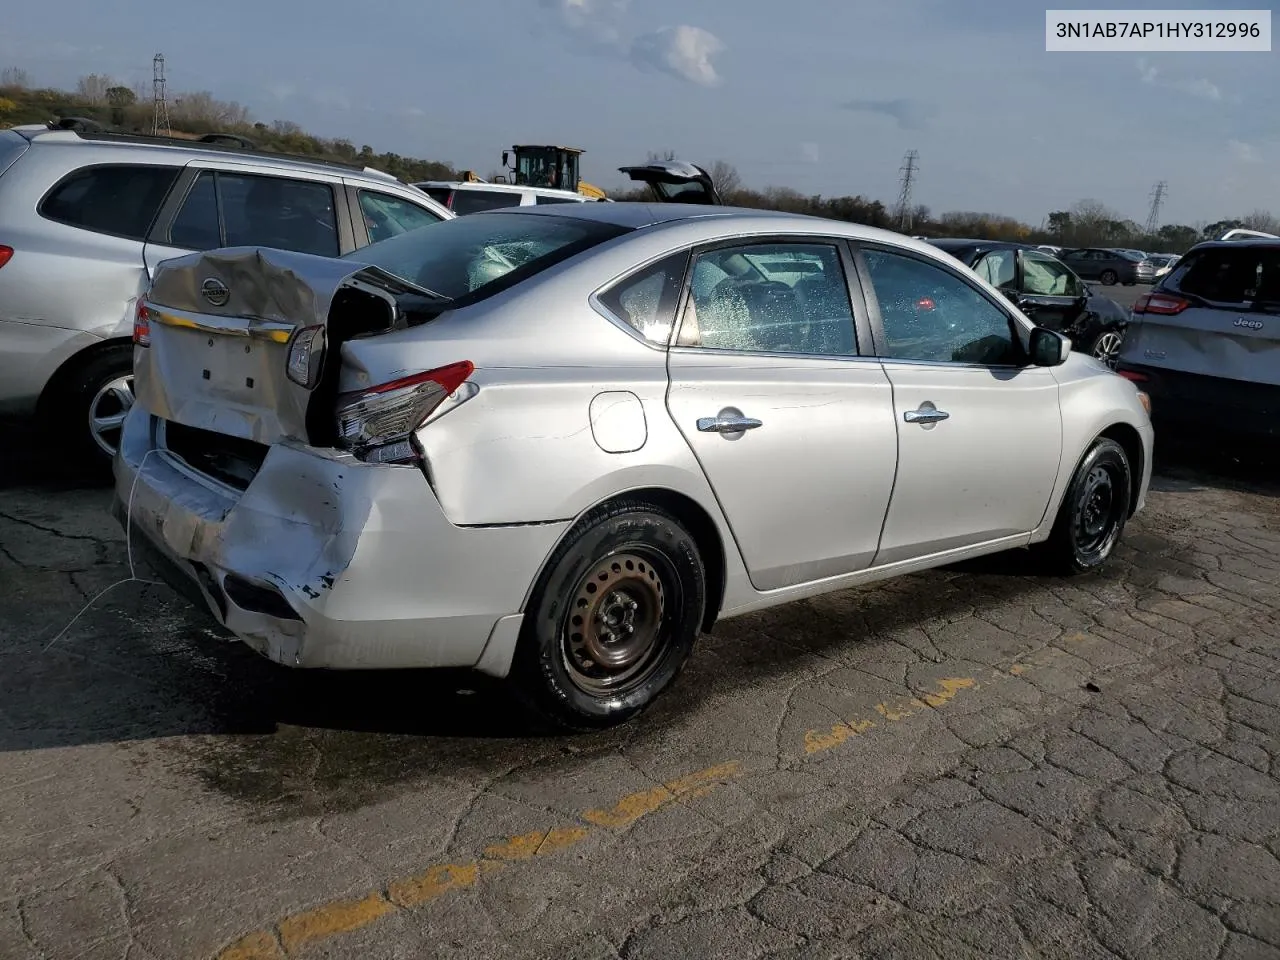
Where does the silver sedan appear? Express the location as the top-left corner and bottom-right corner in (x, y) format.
(114, 204), (1155, 729)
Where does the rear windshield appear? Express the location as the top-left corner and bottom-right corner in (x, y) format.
(0, 130), (29, 178)
(1167, 246), (1280, 305)
(344, 211), (630, 304)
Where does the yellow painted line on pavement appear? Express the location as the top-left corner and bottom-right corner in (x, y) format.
(213, 760), (742, 959)
(213, 665), (1043, 958)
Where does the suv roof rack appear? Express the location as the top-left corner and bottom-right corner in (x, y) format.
(35, 120), (401, 181)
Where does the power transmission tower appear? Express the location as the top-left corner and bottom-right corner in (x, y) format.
(895, 150), (919, 231)
(152, 54), (170, 136)
(1144, 180), (1167, 235)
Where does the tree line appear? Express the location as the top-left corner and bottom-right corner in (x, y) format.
(1, 71), (1273, 254)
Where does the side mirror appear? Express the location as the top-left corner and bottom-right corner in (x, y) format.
(1029, 327), (1070, 366)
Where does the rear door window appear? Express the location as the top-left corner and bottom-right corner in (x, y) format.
(220, 173), (339, 256)
(1168, 247), (1280, 305)
(40, 164), (181, 241)
(168, 171), (220, 249)
(450, 189), (523, 215)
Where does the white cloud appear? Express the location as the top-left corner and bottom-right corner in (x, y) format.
(1136, 58), (1222, 101)
(801, 141), (821, 163)
(1229, 139), (1260, 163)
(630, 25), (724, 86)
(541, 0), (629, 46)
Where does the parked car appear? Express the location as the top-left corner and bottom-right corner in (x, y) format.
(929, 238), (1129, 366)
(1115, 237), (1280, 438)
(1146, 253), (1180, 281)
(0, 123), (451, 475)
(1060, 248), (1156, 286)
(115, 204), (1153, 729)
(414, 179), (597, 213)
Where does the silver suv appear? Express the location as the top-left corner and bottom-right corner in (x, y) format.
(0, 124), (452, 475)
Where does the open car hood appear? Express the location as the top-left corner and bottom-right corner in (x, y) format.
(618, 160), (722, 205)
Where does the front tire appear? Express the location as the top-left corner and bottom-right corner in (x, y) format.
(1037, 437), (1132, 575)
(511, 500), (706, 730)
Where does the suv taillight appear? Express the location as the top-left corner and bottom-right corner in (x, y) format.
(1133, 293), (1189, 315)
(334, 361), (475, 464)
(133, 301), (151, 346)
(0, 246), (12, 269)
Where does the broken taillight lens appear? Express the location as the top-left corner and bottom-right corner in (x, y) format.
(133, 301), (151, 346)
(334, 361), (475, 463)
(286, 325), (325, 388)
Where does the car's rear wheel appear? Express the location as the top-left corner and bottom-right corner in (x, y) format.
(1090, 329), (1123, 368)
(43, 343), (135, 484)
(1099, 269), (1118, 285)
(1037, 437), (1132, 575)
(511, 500), (705, 730)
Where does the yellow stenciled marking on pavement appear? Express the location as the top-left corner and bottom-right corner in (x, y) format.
(212, 760), (740, 959)
(804, 717), (877, 754)
(215, 930), (284, 960)
(277, 892), (396, 954)
(583, 760), (742, 828)
(805, 677), (980, 756)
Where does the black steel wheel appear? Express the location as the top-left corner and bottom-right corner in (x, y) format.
(512, 500), (706, 730)
(1038, 437), (1132, 575)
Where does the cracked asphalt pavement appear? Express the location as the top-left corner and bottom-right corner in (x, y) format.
(2, 424), (1279, 960)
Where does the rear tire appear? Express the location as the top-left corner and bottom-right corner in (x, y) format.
(1100, 269), (1118, 285)
(1036, 437), (1132, 575)
(510, 500), (706, 731)
(1089, 329), (1124, 368)
(42, 344), (135, 485)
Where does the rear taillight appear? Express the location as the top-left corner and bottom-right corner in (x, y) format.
(133, 301), (151, 346)
(335, 360), (475, 464)
(1133, 293), (1189, 315)
(286, 325), (325, 388)
(1117, 369), (1148, 383)
(0, 246), (12, 269)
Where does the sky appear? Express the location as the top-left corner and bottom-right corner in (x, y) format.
(2, 0), (1276, 226)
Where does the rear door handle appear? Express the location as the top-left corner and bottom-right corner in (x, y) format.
(904, 407), (949, 424)
(697, 415), (763, 433)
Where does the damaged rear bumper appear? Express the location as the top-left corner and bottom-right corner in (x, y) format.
(111, 408), (569, 673)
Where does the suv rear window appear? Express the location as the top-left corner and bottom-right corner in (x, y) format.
(451, 189), (523, 215)
(40, 164), (181, 241)
(1168, 246), (1280, 305)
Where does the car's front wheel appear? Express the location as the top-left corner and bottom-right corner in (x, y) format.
(511, 500), (706, 730)
(1037, 437), (1132, 575)
(1100, 269), (1118, 285)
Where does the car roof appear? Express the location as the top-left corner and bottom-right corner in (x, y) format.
(468, 201), (936, 241)
(15, 126), (404, 187)
(1185, 237), (1280, 252)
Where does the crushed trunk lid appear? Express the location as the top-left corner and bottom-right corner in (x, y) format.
(618, 160), (722, 205)
(137, 246), (440, 446)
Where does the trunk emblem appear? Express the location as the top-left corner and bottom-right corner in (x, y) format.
(1235, 317), (1264, 330)
(201, 278), (230, 307)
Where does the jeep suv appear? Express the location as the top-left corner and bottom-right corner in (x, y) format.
(1115, 238), (1280, 438)
(0, 124), (452, 475)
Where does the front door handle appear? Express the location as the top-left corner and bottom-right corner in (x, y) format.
(904, 407), (949, 424)
(697, 415), (763, 433)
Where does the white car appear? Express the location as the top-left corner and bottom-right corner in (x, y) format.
(414, 180), (596, 214)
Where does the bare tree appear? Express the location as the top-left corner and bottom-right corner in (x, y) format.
(646, 149), (677, 162)
(271, 119), (303, 136)
(76, 73), (116, 104)
(0, 67), (29, 89)
(1242, 209), (1280, 234)
(172, 91), (251, 128)
(708, 159), (741, 196)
